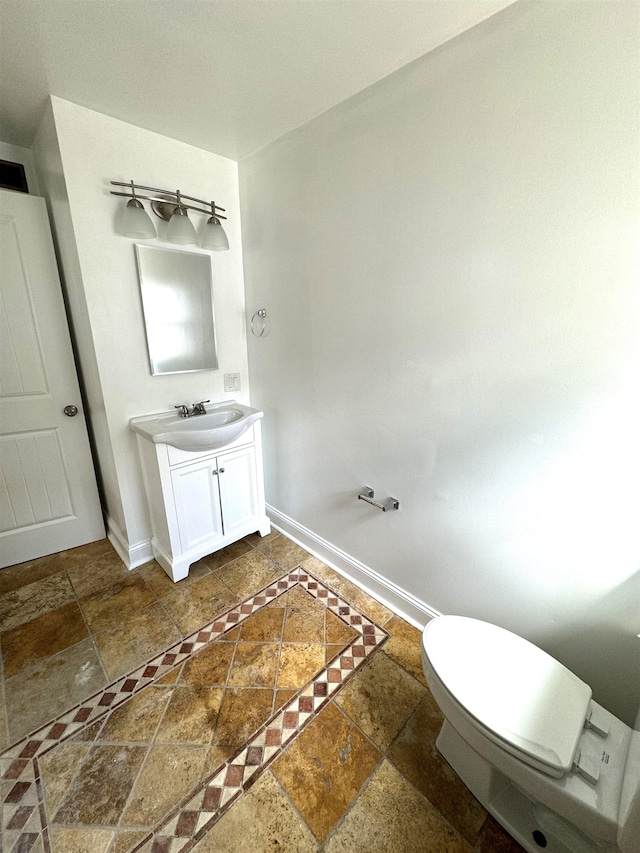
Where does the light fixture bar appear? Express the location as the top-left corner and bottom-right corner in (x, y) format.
(110, 185), (227, 219)
(110, 180), (226, 211)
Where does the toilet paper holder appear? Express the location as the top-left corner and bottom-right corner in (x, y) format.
(358, 486), (399, 512)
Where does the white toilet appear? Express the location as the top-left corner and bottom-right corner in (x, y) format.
(421, 615), (640, 853)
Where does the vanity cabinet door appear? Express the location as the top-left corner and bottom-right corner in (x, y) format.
(171, 456), (224, 553)
(217, 445), (260, 539)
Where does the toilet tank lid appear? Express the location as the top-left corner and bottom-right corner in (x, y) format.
(423, 616), (592, 774)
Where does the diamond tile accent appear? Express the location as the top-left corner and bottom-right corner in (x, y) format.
(1, 752), (42, 853)
(146, 570), (388, 851)
(1, 567), (388, 853)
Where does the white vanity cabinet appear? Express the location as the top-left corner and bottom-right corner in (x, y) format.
(171, 444), (260, 553)
(133, 421), (270, 582)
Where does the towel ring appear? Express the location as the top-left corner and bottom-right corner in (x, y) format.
(251, 308), (269, 337)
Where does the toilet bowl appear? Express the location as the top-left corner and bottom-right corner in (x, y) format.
(421, 615), (640, 853)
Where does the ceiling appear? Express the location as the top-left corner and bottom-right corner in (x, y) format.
(0, 0), (517, 161)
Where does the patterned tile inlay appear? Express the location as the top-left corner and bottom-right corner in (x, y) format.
(0, 569), (388, 853)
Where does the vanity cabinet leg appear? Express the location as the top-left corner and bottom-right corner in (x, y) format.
(151, 540), (191, 583)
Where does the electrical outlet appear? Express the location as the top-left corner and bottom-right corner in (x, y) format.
(224, 372), (241, 392)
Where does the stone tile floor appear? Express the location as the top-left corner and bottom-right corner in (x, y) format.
(0, 531), (524, 852)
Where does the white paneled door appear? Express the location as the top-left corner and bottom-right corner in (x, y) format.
(0, 189), (104, 568)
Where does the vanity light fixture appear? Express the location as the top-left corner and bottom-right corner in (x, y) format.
(165, 189), (197, 245)
(118, 180), (157, 239)
(110, 180), (229, 250)
(201, 202), (230, 251)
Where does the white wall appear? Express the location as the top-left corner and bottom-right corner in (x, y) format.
(240, 1), (640, 725)
(34, 98), (249, 561)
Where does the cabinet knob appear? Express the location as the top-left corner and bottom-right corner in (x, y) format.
(219, 467), (225, 474)
(212, 468), (225, 476)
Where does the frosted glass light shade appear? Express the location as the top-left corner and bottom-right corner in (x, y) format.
(119, 200), (157, 239)
(166, 209), (197, 245)
(200, 218), (229, 251)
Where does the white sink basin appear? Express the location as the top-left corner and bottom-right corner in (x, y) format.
(130, 402), (263, 451)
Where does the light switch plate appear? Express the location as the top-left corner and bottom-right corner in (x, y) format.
(224, 373), (241, 392)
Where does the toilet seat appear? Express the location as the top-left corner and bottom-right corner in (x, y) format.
(423, 616), (592, 776)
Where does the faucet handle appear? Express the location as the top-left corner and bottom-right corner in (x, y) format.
(192, 400), (210, 415)
(174, 404), (189, 418)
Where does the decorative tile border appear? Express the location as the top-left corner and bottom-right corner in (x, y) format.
(1, 569), (389, 853)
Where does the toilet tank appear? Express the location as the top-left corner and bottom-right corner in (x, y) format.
(618, 727), (640, 853)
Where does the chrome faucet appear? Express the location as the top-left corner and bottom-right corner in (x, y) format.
(191, 400), (210, 415)
(174, 404), (190, 418)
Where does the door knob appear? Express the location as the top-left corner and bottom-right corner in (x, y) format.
(63, 405), (78, 417)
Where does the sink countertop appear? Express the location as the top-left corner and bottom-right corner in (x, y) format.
(130, 401), (263, 451)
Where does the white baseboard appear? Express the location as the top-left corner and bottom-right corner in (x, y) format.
(266, 504), (441, 630)
(107, 506), (441, 629)
(106, 516), (153, 570)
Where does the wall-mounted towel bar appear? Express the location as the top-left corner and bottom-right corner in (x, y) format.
(358, 486), (399, 512)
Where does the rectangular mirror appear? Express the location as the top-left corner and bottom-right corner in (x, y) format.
(135, 245), (218, 375)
